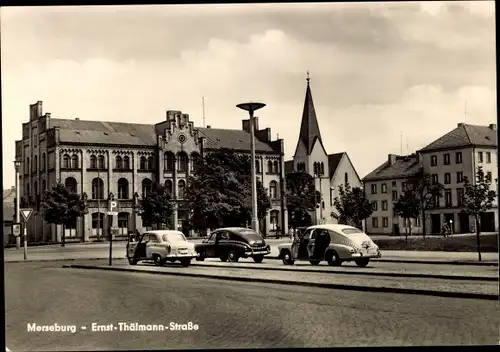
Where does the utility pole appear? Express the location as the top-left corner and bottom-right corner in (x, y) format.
(202, 97), (206, 128)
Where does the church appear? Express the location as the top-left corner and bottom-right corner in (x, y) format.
(285, 74), (362, 225)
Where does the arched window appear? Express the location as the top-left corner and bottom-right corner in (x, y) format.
(26, 183), (30, 196)
(65, 177), (78, 193)
(142, 178), (153, 198)
(117, 178), (129, 199)
(147, 156), (154, 170)
(34, 181), (38, 195)
(256, 159), (261, 173)
(267, 161), (273, 173)
(190, 152), (200, 171)
(115, 156), (123, 170)
(34, 155), (38, 172)
(140, 156), (147, 170)
(42, 153), (46, 171)
(270, 210), (279, 230)
(123, 156), (130, 170)
(344, 172), (348, 185)
(42, 179), (47, 192)
(178, 152), (187, 172)
(71, 154), (79, 168)
(164, 180), (173, 195)
(26, 157), (30, 174)
(320, 162), (324, 175)
(92, 178), (104, 199)
(63, 154), (70, 168)
(164, 152), (174, 171)
(98, 155), (105, 169)
(269, 181), (278, 199)
(273, 161), (279, 174)
(90, 155), (97, 169)
(178, 180), (186, 199)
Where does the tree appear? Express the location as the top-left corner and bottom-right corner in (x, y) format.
(462, 166), (497, 261)
(285, 172), (316, 230)
(185, 149), (271, 233)
(42, 183), (86, 247)
(407, 172), (444, 239)
(331, 183), (374, 229)
(393, 189), (421, 243)
(139, 183), (174, 230)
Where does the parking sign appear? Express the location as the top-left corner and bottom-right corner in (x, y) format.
(107, 200), (118, 216)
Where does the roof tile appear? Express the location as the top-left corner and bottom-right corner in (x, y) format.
(363, 154), (422, 181)
(420, 123), (497, 152)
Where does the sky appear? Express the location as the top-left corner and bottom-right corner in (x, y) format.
(1, 1), (496, 189)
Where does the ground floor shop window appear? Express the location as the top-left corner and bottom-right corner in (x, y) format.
(92, 212), (105, 236)
(118, 212), (129, 235)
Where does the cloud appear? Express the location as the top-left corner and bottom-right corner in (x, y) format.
(1, 4), (496, 187)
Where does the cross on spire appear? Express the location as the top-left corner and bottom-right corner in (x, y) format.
(306, 70), (310, 84)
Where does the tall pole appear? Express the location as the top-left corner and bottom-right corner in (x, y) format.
(249, 109), (259, 233)
(97, 167), (100, 240)
(319, 174), (323, 224)
(15, 163), (20, 250)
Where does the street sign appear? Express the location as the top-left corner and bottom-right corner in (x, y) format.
(20, 208), (33, 222)
(107, 200), (118, 216)
(12, 223), (21, 237)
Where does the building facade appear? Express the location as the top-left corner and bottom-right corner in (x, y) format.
(363, 123), (498, 235)
(285, 76), (362, 225)
(14, 101), (286, 243)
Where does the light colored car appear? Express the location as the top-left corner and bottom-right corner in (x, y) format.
(127, 230), (197, 267)
(278, 224), (381, 267)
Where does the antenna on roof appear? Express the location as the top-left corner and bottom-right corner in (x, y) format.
(202, 97), (206, 128)
(464, 100), (467, 123)
(277, 133), (280, 139)
(406, 136), (409, 155)
(400, 132), (403, 155)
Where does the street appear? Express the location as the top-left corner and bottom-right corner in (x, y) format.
(5, 260), (499, 351)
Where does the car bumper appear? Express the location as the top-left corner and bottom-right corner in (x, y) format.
(166, 253), (197, 259)
(243, 250), (271, 257)
(348, 252), (381, 259)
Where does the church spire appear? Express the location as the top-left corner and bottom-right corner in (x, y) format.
(297, 71), (322, 155)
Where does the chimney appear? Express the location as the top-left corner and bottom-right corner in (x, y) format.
(206, 125), (211, 129)
(457, 123), (465, 128)
(75, 117), (80, 120)
(388, 154), (397, 165)
(416, 152), (422, 163)
(489, 124), (496, 131)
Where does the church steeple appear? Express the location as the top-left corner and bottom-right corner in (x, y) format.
(297, 71), (323, 155)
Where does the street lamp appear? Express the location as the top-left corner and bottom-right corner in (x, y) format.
(236, 101), (266, 233)
(313, 162), (324, 225)
(13, 160), (21, 250)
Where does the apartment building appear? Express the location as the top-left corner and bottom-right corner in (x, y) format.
(363, 122), (498, 235)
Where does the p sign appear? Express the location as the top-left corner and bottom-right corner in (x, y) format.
(107, 200), (119, 216)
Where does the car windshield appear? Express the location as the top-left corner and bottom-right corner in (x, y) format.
(162, 233), (186, 242)
(341, 228), (364, 236)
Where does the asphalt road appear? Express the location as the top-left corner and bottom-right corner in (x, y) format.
(5, 260), (499, 350)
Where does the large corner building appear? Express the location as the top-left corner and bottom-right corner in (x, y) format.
(285, 75), (362, 225)
(363, 123), (498, 235)
(14, 102), (287, 243)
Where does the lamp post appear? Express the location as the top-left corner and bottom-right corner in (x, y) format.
(14, 160), (21, 250)
(236, 101), (266, 233)
(133, 192), (140, 236)
(314, 162), (324, 225)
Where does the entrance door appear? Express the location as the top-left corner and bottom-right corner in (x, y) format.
(444, 214), (455, 233)
(458, 213), (470, 234)
(430, 214), (441, 234)
(480, 212), (495, 232)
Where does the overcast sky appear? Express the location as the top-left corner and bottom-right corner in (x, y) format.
(1, 2), (496, 188)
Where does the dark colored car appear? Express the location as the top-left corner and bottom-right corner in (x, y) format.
(195, 227), (271, 263)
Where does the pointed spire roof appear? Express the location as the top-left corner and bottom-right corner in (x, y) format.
(298, 71), (323, 155)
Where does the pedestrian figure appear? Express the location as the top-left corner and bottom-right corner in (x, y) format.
(441, 222), (450, 237)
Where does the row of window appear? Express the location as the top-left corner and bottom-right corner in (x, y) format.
(371, 217), (420, 228)
(430, 151), (493, 167)
(25, 154), (47, 174)
(371, 181), (402, 194)
(256, 160), (280, 174)
(295, 162), (329, 178)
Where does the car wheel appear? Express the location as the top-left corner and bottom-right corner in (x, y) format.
(196, 252), (206, 261)
(128, 257), (137, 265)
(326, 251), (343, 266)
(227, 250), (239, 262)
(355, 258), (370, 267)
(253, 255), (264, 263)
(180, 258), (191, 267)
(281, 251), (295, 265)
(309, 260), (320, 266)
(153, 254), (165, 266)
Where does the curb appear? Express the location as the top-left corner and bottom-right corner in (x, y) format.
(193, 263), (498, 281)
(64, 264), (499, 301)
(5, 257), (127, 264)
(267, 256), (498, 267)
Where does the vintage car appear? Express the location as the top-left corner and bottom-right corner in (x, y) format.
(195, 227), (271, 263)
(278, 224), (381, 267)
(126, 230), (197, 267)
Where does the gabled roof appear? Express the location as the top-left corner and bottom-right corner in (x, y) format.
(296, 76), (323, 155)
(327, 153), (344, 179)
(419, 123), (497, 152)
(196, 128), (276, 153)
(362, 154), (422, 182)
(50, 118), (157, 146)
